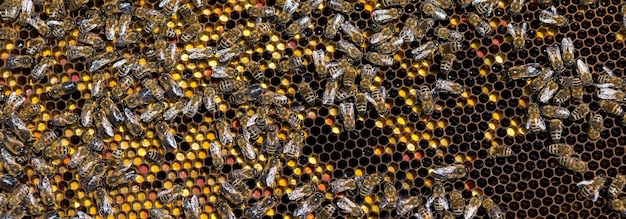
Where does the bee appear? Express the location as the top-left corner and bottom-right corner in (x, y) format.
(77, 154), (98, 177)
(560, 76), (584, 102)
(337, 40), (362, 61)
(427, 182), (450, 213)
(123, 108), (145, 138)
(330, 177), (357, 193)
(552, 86), (571, 104)
(327, 0), (352, 13)
(340, 21), (364, 44)
(220, 181), (245, 205)
(286, 182), (317, 201)
(203, 86), (217, 113)
(66, 0), (88, 11)
(435, 79), (464, 95)
(365, 52), (396, 66)
(439, 53), (456, 73)
(467, 12), (492, 36)
(335, 85), (357, 102)
(368, 86), (389, 116)
(42, 141), (70, 159)
(509, 0), (525, 14)
(155, 121), (177, 151)
(286, 16), (311, 36)
(421, 3), (447, 20)
(545, 45), (566, 73)
(559, 155), (588, 173)
(77, 14), (102, 34)
(46, 81), (78, 100)
(574, 59), (592, 86)
(68, 146), (91, 169)
(7, 183), (29, 208)
(117, 14), (133, 38)
(327, 59), (349, 80)
(438, 42), (464, 54)
(138, 101), (164, 124)
(314, 204), (336, 219)
(217, 78), (247, 94)
(115, 31), (142, 48)
(446, 190), (464, 216)
(94, 188), (113, 216)
(215, 118), (234, 145)
(549, 119), (564, 142)
(215, 201), (236, 219)
(7, 114), (31, 141)
(157, 184), (184, 204)
(278, 57), (304, 73)
(78, 33), (105, 50)
(0, 28), (17, 40)
(1, 136), (22, 157)
(294, 192), (324, 218)
(6, 55), (34, 69)
(508, 63), (542, 80)
(33, 129), (58, 153)
(246, 196), (277, 219)
(354, 93), (368, 116)
(184, 93), (203, 117)
(378, 183), (398, 210)
(432, 164), (467, 180)
(148, 208), (174, 219)
(372, 8), (402, 24)
(622, 3), (626, 29)
(88, 51), (118, 72)
(244, 61), (264, 82)
(217, 27), (241, 50)
(356, 173), (381, 196)
(158, 0), (180, 16)
(540, 6), (569, 27)
(473, 0), (497, 16)
(177, 23), (203, 44)
(26, 15), (50, 36)
(339, 102), (356, 131)
(236, 134), (257, 161)
(309, 51), (326, 77)
(31, 156), (55, 177)
(294, 84), (316, 105)
(489, 145), (513, 157)
(217, 44), (245, 63)
(359, 64), (377, 91)
(482, 196), (505, 219)
(546, 143), (574, 156)
(89, 72), (108, 98)
(258, 91), (287, 107)
(26, 37), (44, 56)
(111, 76), (134, 99)
(598, 66), (625, 89)
(143, 78), (166, 102)
(46, 0), (66, 19)
(146, 150), (164, 163)
(608, 175), (626, 198)
(177, 3), (197, 22)
(458, 195), (482, 219)
(412, 41), (439, 61)
(370, 26), (395, 46)
(540, 105), (569, 119)
(247, 20), (272, 44)
(507, 23), (528, 51)
(209, 142), (224, 170)
(109, 148), (124, 166)
(379, 0), (409, 7)
(436, 27), (463, 42)
(66, 45), (95, 61)
(337, 196), (364, 217)
(263, 124), (280, 155)
(559, 38), (576, 67)
(2, 206), (27, 219)
(588, 113), (603, 140)
(611, 198), (626, 215)
(577, 174), (606, 202)
(181, 196), (201, 219)
(0, 148), (22, 176)
(247, 5), (276, 18)
(229, 168), (257, 180)
(600, 100), (625, 116)
(49, 19), (75, 38)
(414, 18), (435, 42)
(299, 0), (323, 14)
(526, 103), (546, 133)
(283, 130), (305, 158)
(1, 92), (24, 121)
(397, 196), (421, 216)
(260, 156), (281, 188)
(376, 37), (404, 54)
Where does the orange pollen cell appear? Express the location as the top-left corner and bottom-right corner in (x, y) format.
(414, 150), (424, 160)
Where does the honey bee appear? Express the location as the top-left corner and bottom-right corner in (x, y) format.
(546, 143), (573, 157)
(25, 37), (44, 56)
(473, 0), (497, 16)
(376, 37), (404, 54)
(311, 50), (327, 76)
(552, 86), (571, 104)
(436, 27), (463, 42)
(372, 8), (402, 24)
(246, 196), (277, 219)
(184, 93), (204, 117)
(545, 45), (566, 73)
(438, 42), (464, 54)
(365, 52), (396, 66)
(316, 204), (337, 219)
(540, 6), (569, 27)
(109, 148), (123, 166)
(482, 196), (505, 219)
(148, 208), (174, 219)
(558, 38), (576, 67)
(356, 173), (381, 196)
(66, 45), (95, 61)
(286, 16), (311, 36)
(248, 22), (272, 45)
(598, 66), (625, 89)
(123, 108), (145, 138)
(145, 150), (164, 163)
(440, 53), (456, 73)
(432, 164), (467, 180)
(0, 28), (17, 40)
(507, 23), (527, 51)
(215, 201), (236, 219)
(397, 196), (422, 216)
(575, 59), (592, 86)
(216, 27), (241, 50)
(2, 134), (22, 157)
(7, 114), (31, 141)
(49, 19), (75, 38)
(178, 23), (203, 44)
(436, 79), (464, 95)
(283, 130), (304, 158)
(111, 76), (134, 99)
(115, 31), (142, 48)
(330, 177), (357, 194)
(33, 129), (58, 153)
(88, 51), (118, 72)
(327, 0), (352, 13)
(217, 78), (247, 94)
(205, 142), (224, 170)
(217, 43), (245, 63)
(157, 184), (184, 204)
(379, 183), (398, 209)
(236, 134), (257, 161)
(339, 102), (356, 131)
(31, 156), (55, 177)
(340, 21), (364, 44)
(526, 103), (546, 133)
(559, 155), (588, 173)
(328, 59), (350, 80)
(46, 81), (78, 100)
(215, 118), (234, 145)
(6, 55), (34, 69)
(458, 195), (481, 219)
(139, 102), (165, 123)
(611, 198), (626, 215)
(509, 0), (525, 14)
(90, 73), (107, 98)
(588, 113), (603, 140)
(186, 47), (216, 61)
(43, 141), (70, 159)
(38, 176), (54, 207)
(247, 5), (276, 18)
(17, 103), (39, 123)
(489, 145), (513, 157)
(355, 93), (368, 116)
(94, 188), (113, 216)
(1, 206), (27, 218)
(155, 121), (177, 151)
(77, 13), (102, 34)
(162, 99), (186, 121)
(622, 3), (626, 29)
(561, 76), (584, 102)
(321, 80), (338, 106)
(78, 33), (105, 50)
(429, 182), (449, 212)
(337, 196), (364, 217)
(337, 40), (362, 61)
(325, 14), (345, 40)
(182, 196), (199, 219)
(77, 154), (98, 177)
(7, 183), (28, 208)
(26, 14), (50, 36)
(600, 100), (625, 116)
(540, 105), (569, 119)
(116, 12), (132, 37)
(467, 12), (492, 36)
(293, 192), (324, 218)
(220, 181), (246, 205)
(293, 84), (316, 106)
(549, 119), (564, 142)
(68, 146), (91, 169)
(608, 175), (626, 198)
(421, 2), (447, 20)
(577, 174), (606, 202)
(370, 25), (395, 46)
(262, 123), (280, 154)
(412, 41), (439, 61)
(508, 63), (542, 80)
(0, 148), (22, 176)
(359, 64), (377, 91)
(259, 156), (281, 188)
(444, 190), (464, 216)
(367, 86), (388, 116)
(45, 0), (66, 20)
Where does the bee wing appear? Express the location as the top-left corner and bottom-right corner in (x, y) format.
(576, 59), (589, 75)
(158, 0), (169, 8)
(561, 37), (574, 54)
(603, 66), (616, 77)
(576, 180), (594, 187)
(507, 24), (518, 37)
(47, 20), (63, 26)
(598, 88), (618, 100)
(283, 0), (300, 15)
(540, 10), (557, 23)
(364, 92), (377, 105)
(592, 188), (601, 202)
(546, 46), (561, 63)
(22, 0), (34, 15)
(597, 83), (615, 89)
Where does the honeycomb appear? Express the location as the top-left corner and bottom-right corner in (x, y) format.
(0, 0), (624, 218)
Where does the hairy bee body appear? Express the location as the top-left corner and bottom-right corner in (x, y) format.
(449, 190), (464, 216)
(540, 6), (568, 27)
(293, 192), (324, 218)
(380, 183), (398, 209)
(559, 155), (588, 173)
(397, 196), (421, 215)
(526, 104), (546, 132)
(337, 197), (364, 217)
(608, 175), (626, 198)
(600, 100), (624, 116)
(577, 175), (606, 202)
(489, 145), (513, 157)
(549, 119), (564, 142)
(157, 184), (184, 204)
(467, 12), (492, 36)
(432, 164), (467, 180)
(482, 197), (505, 219)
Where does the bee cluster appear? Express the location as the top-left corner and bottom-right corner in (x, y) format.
(0, 0), (623, 218)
